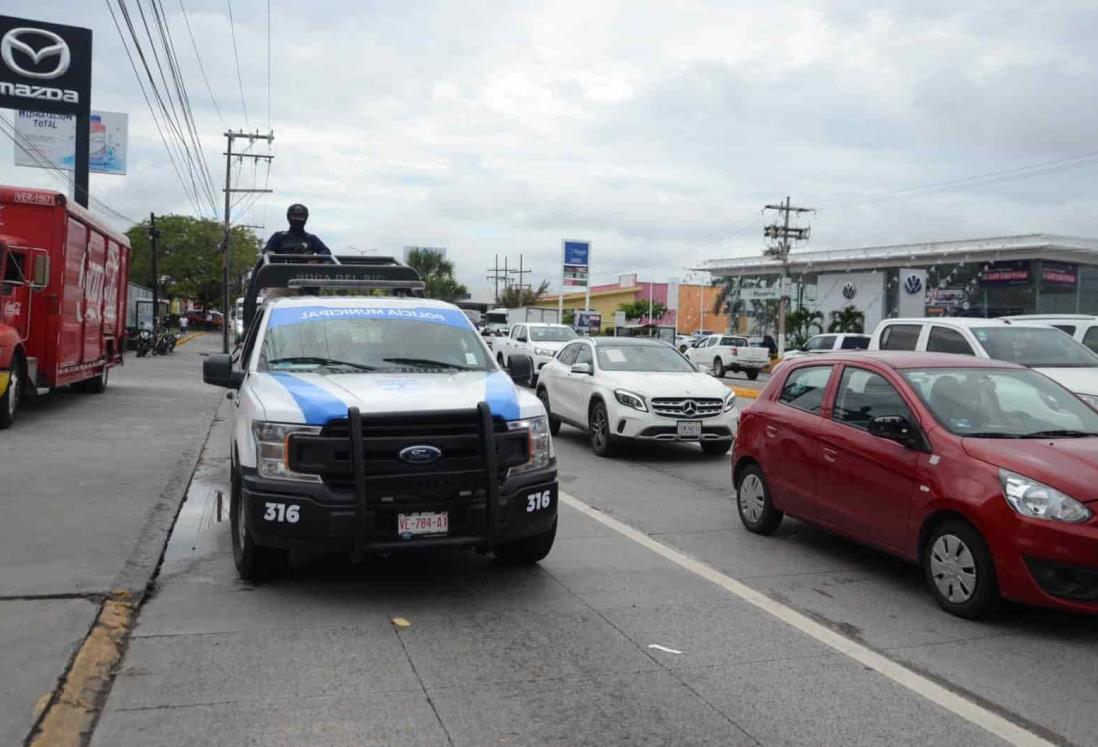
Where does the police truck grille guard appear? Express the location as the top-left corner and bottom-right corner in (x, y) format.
(286, 403), (530, 557)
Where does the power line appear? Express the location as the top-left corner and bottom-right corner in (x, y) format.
(266, 0), (271, 129)
(226, 0), (250, 128)
(177, 0), (227, 128)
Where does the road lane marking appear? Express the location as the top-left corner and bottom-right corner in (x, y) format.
(559, 491), (1056, 747)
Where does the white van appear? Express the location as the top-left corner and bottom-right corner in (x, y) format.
(869, 317), (1098, 409)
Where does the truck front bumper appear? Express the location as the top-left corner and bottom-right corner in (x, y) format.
(240, 468), (558, 554)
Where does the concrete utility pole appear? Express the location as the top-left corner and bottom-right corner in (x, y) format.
(148, 213), (160, 332)
(763, 196), (813, 356)
(221, 130), (274, 353)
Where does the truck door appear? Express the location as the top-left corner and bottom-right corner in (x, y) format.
(1, 247), (33, 341)
(102, 240), (123, 350)
(60, 219), (87, 367)
(82, 231), (106, 362)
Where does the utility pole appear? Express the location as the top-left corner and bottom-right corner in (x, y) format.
(222, 130), (274, 353)
(763, 196), (813, 356)
(512, 254), (531, 292)
(148, 213), (159, 333)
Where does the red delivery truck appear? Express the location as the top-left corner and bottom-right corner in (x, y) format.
(0, 186), (130, 428)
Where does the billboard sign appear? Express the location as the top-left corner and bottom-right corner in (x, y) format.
(575, 310), (601, 332)
(13, 110), (127, 174)
(562, 240), (590, 288)
(0, 16), (92, 116)
(1042, 261), (1077, 288)
(981, 260), (1030, 286)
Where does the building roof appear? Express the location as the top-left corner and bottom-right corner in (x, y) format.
(697, 234), (1098, 276)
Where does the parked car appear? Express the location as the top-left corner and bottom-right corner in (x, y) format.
(732, 352), (1098, 617)
(869, 317), (1098, 410)
(494, 322), (578, 386)
(774, 333), (871, 372)
(685, 334), (770, 380)
(536, 337), (737, 457)
(1000, 314), (1098, 355)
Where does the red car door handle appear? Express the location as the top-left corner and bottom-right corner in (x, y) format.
(765, 425), (778, 438)
(822, 447), (838, 462)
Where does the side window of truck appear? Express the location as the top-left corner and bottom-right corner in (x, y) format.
(514, 325), (527, 341)
(3, 251), (26, 283)
(880, 324), (922, 351)
(240, 310), (265, 370)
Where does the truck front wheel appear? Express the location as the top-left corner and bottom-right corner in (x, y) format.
(494, 520), (556, 564)
(746, 369), (759, 381)
(230, 466), (289, 582)
(0, 361), (20, 429)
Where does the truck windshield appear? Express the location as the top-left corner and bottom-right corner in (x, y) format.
(259, 312), (493, 373)
(973, 327), (1098, 368)
(530, 326), (576, 342)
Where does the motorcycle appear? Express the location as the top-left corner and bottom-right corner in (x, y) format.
(154, 327), (178, 355)
(135, 329), (154, 358)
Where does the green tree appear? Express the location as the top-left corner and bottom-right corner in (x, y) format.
(405, 248), (468, 302)
(127, 215), (260, 311)
(828, 305), (866, 333)
(786, 306), (824, 349)
(498, 280), (550, 308)
(617, 299), (668, 322)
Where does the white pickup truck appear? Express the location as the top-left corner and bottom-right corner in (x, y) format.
(494, 323), (578, 386)
(685, 334), (770, 380)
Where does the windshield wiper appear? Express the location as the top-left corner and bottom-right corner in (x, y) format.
(268, 356), (376, 371)
(961, 432), (1024, 439)
(382, 357), (472, 370)
(1020, 429), (1098, 439)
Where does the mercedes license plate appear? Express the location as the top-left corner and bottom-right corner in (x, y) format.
(677, 420), (702, 439)
(398, 511), (449, 537)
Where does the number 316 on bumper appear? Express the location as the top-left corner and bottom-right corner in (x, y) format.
(526, 490), (552, 512)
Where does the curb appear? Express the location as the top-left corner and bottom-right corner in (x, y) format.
(730, 386), (759, 399)
(174, 332), (205, 347)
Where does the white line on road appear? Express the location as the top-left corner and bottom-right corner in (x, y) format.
(559, 491), (1055, 747)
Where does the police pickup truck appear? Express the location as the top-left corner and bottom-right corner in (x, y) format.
(203, 255), (558, 580)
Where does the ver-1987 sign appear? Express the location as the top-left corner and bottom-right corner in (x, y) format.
(0, 15), (91, 116)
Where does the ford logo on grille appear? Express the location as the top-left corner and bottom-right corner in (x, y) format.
(399, 445), (442, 464)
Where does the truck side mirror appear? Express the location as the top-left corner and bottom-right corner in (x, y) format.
(507, 354), (532, 384)
(203, 354), (245, 388)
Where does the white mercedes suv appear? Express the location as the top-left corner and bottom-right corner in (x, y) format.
(536, 337), (737, 457)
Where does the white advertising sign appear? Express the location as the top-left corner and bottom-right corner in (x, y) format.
(13, 110), (128, 175)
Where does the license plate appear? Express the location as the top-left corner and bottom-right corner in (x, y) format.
(677, 420), (702, 439)
(398, 511), (449, 537)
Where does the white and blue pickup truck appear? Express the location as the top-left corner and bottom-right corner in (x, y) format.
(203, 255), (558, 580)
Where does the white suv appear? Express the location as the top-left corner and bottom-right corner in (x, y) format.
(536, 337), (737, 457)
(869, 317), (1098, 409)
(1001, 314), (1098, 355)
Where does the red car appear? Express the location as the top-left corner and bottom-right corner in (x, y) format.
(732, 352), (1098, 617)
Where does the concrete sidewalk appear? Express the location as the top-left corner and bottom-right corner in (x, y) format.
(0, 334), (224, 746)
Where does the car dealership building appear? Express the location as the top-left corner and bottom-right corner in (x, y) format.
(698, 234), (1098, 332)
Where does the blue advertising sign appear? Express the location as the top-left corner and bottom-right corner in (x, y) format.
(563, 241), (589, 267)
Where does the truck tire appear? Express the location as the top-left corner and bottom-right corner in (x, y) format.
(0, 358), (21, 429)
(494, 520), (556, 564)
(712, 357), (725, 378)
(230, 465), (289, 582)
(746, 369), (759, 381)
(80, 368), (109, 394)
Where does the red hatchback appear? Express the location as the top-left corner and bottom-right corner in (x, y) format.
(732, 352), (1098, 618)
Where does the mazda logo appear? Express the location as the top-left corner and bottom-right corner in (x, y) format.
(1, 28), (71, 80)
(903, 274), (923, 295)
(398, 445), (442, 465)
(681, 400), (697, 416)
(842, 282), (857, 300)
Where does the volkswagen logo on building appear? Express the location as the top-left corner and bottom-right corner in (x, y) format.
(904, 274), (923, 295)
(842, 282), (857, 300)
(399, 445), (442, 465)
(1, 28), (71, 80)
(681, 400), (697, 417)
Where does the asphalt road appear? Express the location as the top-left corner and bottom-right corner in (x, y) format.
(0, 333), (223, 747)
(77, 374), (1096, 746)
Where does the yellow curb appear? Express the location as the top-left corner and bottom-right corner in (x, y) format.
(174, 332), (204, 347)
(28, 598), (135, 747)
(0, 370), (9, 395)
(730, 387), (759, 399)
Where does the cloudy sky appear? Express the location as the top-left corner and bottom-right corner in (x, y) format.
(3, 1), (1097, 294)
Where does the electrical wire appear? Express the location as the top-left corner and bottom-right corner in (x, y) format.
(177, 0), (226, 128)
(226, 0), (250, 128)
(266, 0), (271, 130)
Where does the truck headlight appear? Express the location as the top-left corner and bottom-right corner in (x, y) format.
(999, 469), (1091, 523)
(253, 421), (323, 483)
(1078, 393), (1098, 411)
(724, 393), (737, 412)
(508, 416), (553, 474)
(614, 389), (648, 412)
(534, 347), (556, 357)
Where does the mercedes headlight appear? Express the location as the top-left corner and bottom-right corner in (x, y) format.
(253, 421), (323, 483)
(999, 469), (1091, 523)
(614, 389), (648, 412)
(724, 393), (737, 412)
(534, 347), (556, 357)
(508, 416), (553, 474)
(1078, 393), (1098, 411)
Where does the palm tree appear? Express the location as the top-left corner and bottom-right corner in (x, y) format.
(786, 307), (824, 348)
(828, 305), (865, 333)
(498, 280), (550, 307)
(405, 249), (468, 302)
